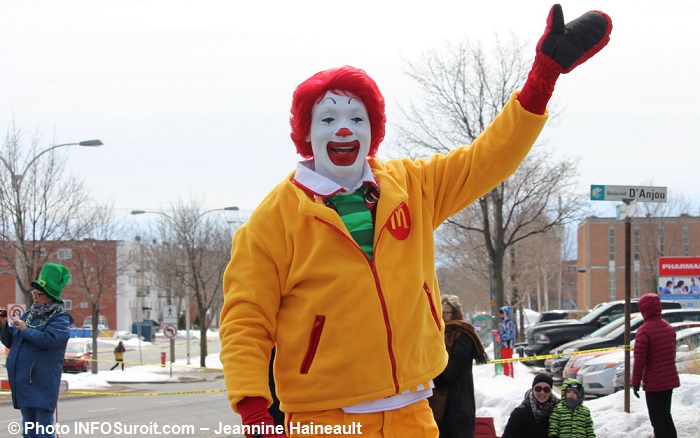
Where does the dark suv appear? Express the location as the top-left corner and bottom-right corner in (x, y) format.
(524, 299), (682, 365)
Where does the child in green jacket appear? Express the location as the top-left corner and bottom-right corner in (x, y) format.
(548, 378), (595, 438)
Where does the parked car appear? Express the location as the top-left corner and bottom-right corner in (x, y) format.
(613, 323), (700, 391)
(62, 339), (93, 373)
(586, 325), (700, 396)
(562, 349), (614, 381)
(82, 315), (110, 330)
(524, 299), (682, 365)
(553, 312), (700, 382)
(674, 327), (700, 373)
(544, 317), (627, 381)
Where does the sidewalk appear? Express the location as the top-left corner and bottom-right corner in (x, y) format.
(0, 365), (223, 406)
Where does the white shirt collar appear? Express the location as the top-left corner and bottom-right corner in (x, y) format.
(293, 159), (377, 198)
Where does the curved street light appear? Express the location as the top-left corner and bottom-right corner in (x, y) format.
(129, 205), (238, 364)
(0, 139), (103, 191)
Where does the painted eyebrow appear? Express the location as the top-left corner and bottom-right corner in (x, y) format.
(321, 97), (337, 105)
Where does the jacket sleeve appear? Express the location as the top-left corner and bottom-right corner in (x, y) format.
(586, 409), (596, 437)
(433, 333), (472, 388)
(548, 406), (561, 438)
(1, 323), (15, 348)
(631, 328), (649, 387)
(405, 93), (548, 227)
(18, 312), (71, 349)
(219, 224), (280, 412)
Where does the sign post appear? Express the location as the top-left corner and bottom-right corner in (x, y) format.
(591, 184), (667, 413)
(163, 305), (178, 367)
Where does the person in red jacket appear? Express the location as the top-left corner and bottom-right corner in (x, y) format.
(631, 293), (680, 438)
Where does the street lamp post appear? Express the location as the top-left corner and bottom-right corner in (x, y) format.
(0, 139), (103, 190)
(130, 206), (238, 365)
(0, 139), (103, 303)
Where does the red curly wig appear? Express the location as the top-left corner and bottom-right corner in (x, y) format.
(290, 66), (386, 158)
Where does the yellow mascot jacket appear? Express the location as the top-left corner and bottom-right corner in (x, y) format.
(219, 93), (547, 413)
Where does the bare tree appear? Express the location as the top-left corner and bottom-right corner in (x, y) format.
(395, 36), (586, 322)
(65, 201), (134, 373)
(0, 124), (92, 306)
(632, 190), (693, 294)
(144, 198), (235, 368)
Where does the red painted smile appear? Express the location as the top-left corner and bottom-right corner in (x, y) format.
(327, 140), (360, 166)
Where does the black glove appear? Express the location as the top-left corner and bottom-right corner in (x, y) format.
(633, 385), (640, 399)
(519, 4), (612, 114)
(535, 4), (612, 77)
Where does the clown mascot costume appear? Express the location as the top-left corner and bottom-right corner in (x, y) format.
(219, 5), (612, 438)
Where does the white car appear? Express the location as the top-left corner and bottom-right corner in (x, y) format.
(612, 325), (700, 392)
(577, 349), (625, 396)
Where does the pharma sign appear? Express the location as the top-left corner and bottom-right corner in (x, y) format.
(590, 185), (667, 203)
(658, 256), (700, 277)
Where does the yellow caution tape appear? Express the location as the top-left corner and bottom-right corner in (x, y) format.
(485, 345), (633, 365)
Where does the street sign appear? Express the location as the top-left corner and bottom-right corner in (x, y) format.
(163, 323), (178, 339)
(590, 185), (667, 203)
(8, 304), (25, 323)
(163, 305), (177, 324)
(616, 200), (636, 220)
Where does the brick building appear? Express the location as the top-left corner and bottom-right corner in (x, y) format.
(576, 215), (700, 309)
(0, 240), (159, 331)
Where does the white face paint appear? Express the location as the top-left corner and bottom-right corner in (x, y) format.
(307, 90), (371, 188)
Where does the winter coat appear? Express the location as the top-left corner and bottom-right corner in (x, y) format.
(548, 379), (595, 438)
(499, 306), (516, 348)
(1, 309), (72, 411)
(219, 93), (548, 414)
(631, 293), (680, 392)
(114, 343), (126, 361)
(502, 390), (559, 438)
(433, 332), (476, 438)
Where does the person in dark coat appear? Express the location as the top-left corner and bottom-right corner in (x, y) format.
(111, 341), (126, 370)
(631, 293), (680, 438)
(0, 263), (73, 438)
(502, 373), (560, 438)
(430, 295), (490, 438)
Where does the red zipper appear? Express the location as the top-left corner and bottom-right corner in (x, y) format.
(300, 315), (326, 374)
(423, 283), (442, 330)
(315, 217), (400, 393)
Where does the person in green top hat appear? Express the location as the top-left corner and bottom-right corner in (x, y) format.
(0, 263), (74, 438)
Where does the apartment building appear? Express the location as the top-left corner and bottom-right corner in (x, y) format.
(576, 215), (700, 309)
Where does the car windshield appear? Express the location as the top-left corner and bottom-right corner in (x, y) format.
(605, 316), (644, 339)
(587, 318), (625, 338)
(579, 304), (616, 324)
(65, 344), (88, 354)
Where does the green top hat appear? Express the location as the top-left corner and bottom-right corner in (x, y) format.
(31, 263), (71, 302)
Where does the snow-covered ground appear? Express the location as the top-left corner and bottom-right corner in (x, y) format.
(59, 327), (700, 438)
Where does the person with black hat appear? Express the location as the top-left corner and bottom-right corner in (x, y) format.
(548, 378), (595, 438)
(0, 263), (73, 438)
(502, 373), (560, 438)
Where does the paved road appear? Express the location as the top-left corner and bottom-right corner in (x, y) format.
(0, 378), (242, 438)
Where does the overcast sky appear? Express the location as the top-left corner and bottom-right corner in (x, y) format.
(2, 0), (698, 220)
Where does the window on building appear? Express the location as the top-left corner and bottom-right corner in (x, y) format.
(609, 227), (615, 261)
(634, 227), (640, 261)
(57, 248), (72, 260)
(683, 226), (689, 256)
(62, 299), (72, 310)
(658, 226), (665, 256)
(609, 270), (616, 302)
